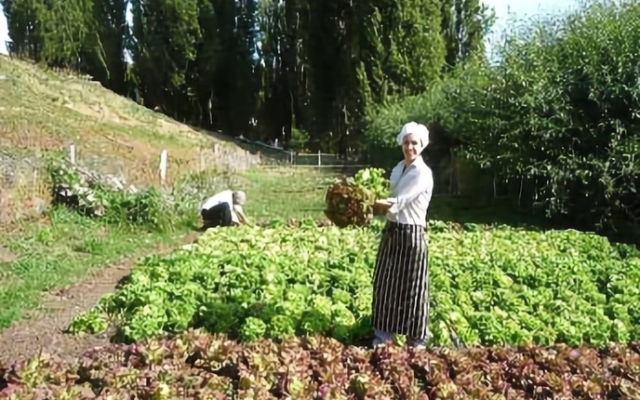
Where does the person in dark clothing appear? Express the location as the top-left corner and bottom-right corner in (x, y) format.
(200, 190), (249, 229)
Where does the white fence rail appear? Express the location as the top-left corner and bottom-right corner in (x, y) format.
(238, 140), (361, 167)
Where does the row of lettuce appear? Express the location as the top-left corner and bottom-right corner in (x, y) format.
(68, 219), (640, 348)
(3, 330), (639, 399)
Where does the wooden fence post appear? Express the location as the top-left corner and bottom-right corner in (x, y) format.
(32, 170), (37, 199)
(69, 144), (76, 164)
(159, 149), (168, 185)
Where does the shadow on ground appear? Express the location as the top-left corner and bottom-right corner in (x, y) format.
(431, 195), (640, 247)
(189, 126), (291, 162)
(429, 195), (551, 230)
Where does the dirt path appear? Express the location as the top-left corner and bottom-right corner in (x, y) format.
(0, 232), (199, 365)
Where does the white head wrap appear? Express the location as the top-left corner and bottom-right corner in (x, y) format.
(396, 121), (430, 152)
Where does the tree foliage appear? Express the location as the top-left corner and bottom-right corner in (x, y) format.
(365, 0), (640, 230)
(2, 0), (489, 152)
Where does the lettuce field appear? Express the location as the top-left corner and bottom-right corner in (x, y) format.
(4, 219), (640, 398)
(69, 220), (640, 347)
(2, 331), (640, 399)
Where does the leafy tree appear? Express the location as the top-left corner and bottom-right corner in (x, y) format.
(129, 0), (202, 118)
(1, 0), (45, 59)
(440, 0), (495, 68)
(81, 0), (129, 94)
(367, 0), (640, 231)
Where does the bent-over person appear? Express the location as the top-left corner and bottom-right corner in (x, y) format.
(200, 190), (249, 228)
(371, 121), (434, 349)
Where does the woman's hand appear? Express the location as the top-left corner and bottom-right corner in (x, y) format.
(373, 199), (392, 215)
(374, 199), (392, 208)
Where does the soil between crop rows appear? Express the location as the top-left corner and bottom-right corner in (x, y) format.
(0, 232), (199, 365)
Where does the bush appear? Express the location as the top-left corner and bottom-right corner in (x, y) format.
(464, 0), (640, 228)
(365, 0), (640, 232)
(290, 127), (310, 152)
(45, 158), (226, 232)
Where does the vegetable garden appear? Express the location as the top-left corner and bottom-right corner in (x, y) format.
(4, 213), (640, 398)
(69, 220), (640, 347)
(3, 0), (640, 396)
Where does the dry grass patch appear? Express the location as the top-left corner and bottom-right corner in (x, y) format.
(0, 55), (258, 171)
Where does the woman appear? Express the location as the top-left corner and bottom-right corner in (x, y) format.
(371, 121), (434, 349)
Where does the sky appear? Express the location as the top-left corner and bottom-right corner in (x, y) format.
(483, 0), (579, 56)
(0, 0), (579, 57)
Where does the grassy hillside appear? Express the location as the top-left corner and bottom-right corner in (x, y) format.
(0, 55), (280, 330)
(0, 55), (260, 224)
(0, 56), (244, 158)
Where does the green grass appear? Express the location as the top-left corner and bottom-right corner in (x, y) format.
(237, 167), (337, 222)
(228, 166), (539, 228)
(0, 208), (190, 329)
(0, 165), (542, 331)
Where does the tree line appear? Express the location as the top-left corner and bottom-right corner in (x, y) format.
(0, 0), (493, 153)
(3, 0), (640, 238)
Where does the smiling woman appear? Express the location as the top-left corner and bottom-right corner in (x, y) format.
(370, 121), (434, 349)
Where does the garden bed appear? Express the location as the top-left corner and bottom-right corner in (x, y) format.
(2, 330), (639, 399)
(68, 220), (640, 347)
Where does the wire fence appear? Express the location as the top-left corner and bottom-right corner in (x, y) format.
(0, 142), (262, 227)
(236, 140), (362, 167)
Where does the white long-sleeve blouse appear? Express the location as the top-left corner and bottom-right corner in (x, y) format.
(385, 156), (434, 226)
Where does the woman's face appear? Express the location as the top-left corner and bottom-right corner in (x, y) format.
(402, 133), (420, 162)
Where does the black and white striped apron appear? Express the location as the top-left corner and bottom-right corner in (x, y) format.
(371, 220), (429, 339)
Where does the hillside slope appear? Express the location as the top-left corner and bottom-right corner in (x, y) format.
(0, 55), (259, 223)
(0, 55), (269, 332)
(0, 55), (254, 168)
